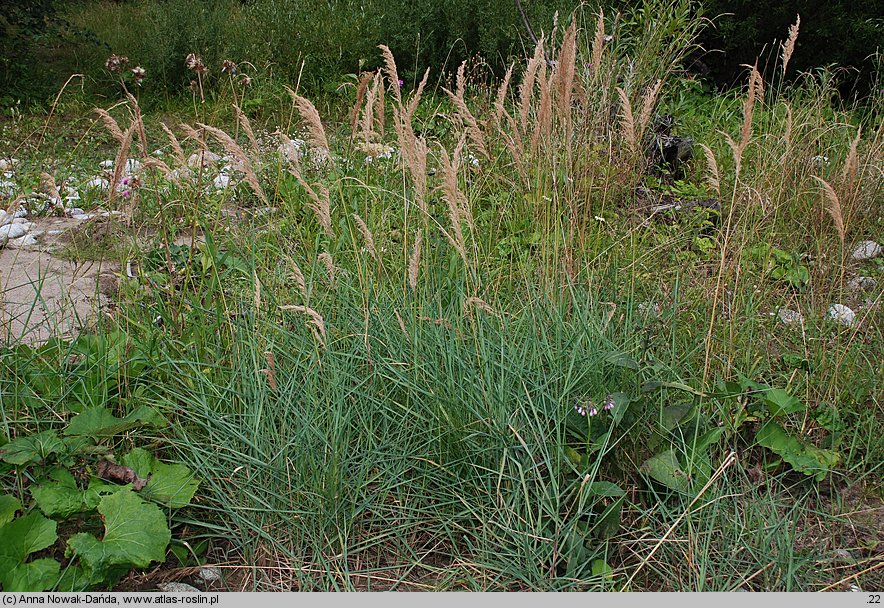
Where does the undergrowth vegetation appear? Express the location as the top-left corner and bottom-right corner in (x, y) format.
(1, 0), (882, 592)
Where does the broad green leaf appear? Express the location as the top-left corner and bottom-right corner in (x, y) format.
(604, 351), (639, 370)
(641, 449), (691, 493)
(32, 468), (87, 518)
(0, 494), (21, 525)
(586, 482), (625, 498)
(564, 447), (582, 467)
(661, 403), (694, 431)
(0, 430), (65, 465)
(3, 558), (61, 592)
(760, 388), (805, 417)
(121, 448), (199, 508)
(82, 478), (126, 510)
(0, 512), (59, 590)
(65, 406), (166, 437)
(756, 421), (841, 481)
(593, 498), (624, 539)
(693, 427), (724, 454)
(591, 559), (613, 580)
(67, 488), (170, 578)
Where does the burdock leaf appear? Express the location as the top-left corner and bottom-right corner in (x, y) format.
(121, 448), (199, 508)
(0, 431), (65, 465)
(67, 488), (169, 577)
(32, 468), (88, 518)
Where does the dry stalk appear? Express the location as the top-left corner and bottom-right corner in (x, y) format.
(494, 63), (515, 125)
(520, 41), (545, 124)
(408, 230), (422, 291)
(198, 122), (268, 204)
(361, 71), (380, 142)
(109, 124), (134, 205)
(39, 173), (61, 203)
(636, 79), (664, 144)
(438, 145), (468, 264)
(94, 109), (125, 144)
(375, 72), (386, 138)
(295, 175), (333, 237)
(160, 123), (187, 166)
(616, 87), (636, 152)
(406, 68), (431, 120)
(260, 351), (277, 392)
(350, 71), (374, 137)
(318, 252), (336, 288)
(286, 256), (307, 297)
(842, 127), (861, 189)
(698, 143), (720, 196)
(812, 176), (845, 246)
(442, 89), (488, 158)
(125, 93), (148, 157)
(555, 23), (577, 122)
(378, 45), (402, 107)
(352, 213), (378, 262)
(285, 87), (332, 158)
(233, 104), (260, 154)
(179, 123), (209, 151)
(463, 296), (498, 319)
(455, 61), (466, 101)
(591, 10), (605, 75)
(279, 304), (326, 344)
(781, 15), (801, 76)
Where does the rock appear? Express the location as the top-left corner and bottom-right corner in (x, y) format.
(124, 159), (141, 174)
(99, 159), (115, 169)
(13, 207), (28, 219)
(0, 223), (30, 240)
(187, 150), (221, 168)
(847, 276), (877, 291)
(278, 138), (306, 164)
(0, 180), (16, 197)
(86, 177), (109, 190)
(157, 583), (200, 593)
(197, 567), (222, 583)
(0, 210), (8, 226)
(777, 308), (804, 325)
(6, 234), (38, 249)
(65, 208), (85, 217)
(0, 158), (18, 171)
(827, 304), (856, 327)
(213, 173), (231, 189)
(851, 240), (882, 261)
(71, 213), (96, 221)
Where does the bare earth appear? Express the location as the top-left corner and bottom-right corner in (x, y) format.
(1, 216), (118, 344)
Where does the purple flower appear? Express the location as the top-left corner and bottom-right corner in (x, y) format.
(574, 402), (588, 416)
(603, 394), (615, 411)
(398, 79), (404, 88)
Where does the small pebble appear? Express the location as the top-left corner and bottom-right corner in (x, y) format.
(777, 308), (804, 325)
(827, 304), (856, 327)
(157, 582), (200, 593)
(847, 276), (877, 291)
(851, 240), (882, 261)
(197, 567), (222, 583)
(6, 234), (38, 249)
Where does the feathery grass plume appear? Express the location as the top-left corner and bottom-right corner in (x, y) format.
(442, 88), (488, 158)
(318, 252), (336, 288)
(740, 65), (762, 152)
(555, 23), (577, 119)
(179, 123), (209, 151)
(637, 79), (664, 144)
(286, 256), (307, 297)
(406, 68), (430, 120)
(616, 87), (636, 151)
(531, 75), (553, 152)
(125, 92), (148, 157)
(109, 124), (135, 205)
(723, 133), (742, 175)
(494, 63), (514, 125)
(198, 122), (268, 204)
(781, 14), (800, 76)
(812, 176), (845, 245)
(233, 104), (259, 154)
(295, 175), (333, 237)
(463, 296), (498, 319)
(438, 144), (467, 263)
(455, 61), (466, 100)
(39, 173), (61, 203)
(375, 72), (386, 138)
(409, 135), (428, 216)
(591, 10), (605, 76)
(160, 122), (186, 166)
(142, 157), (175, 181)
(361, 71), (380, 142)
(94, 109), (125, 144)
(350, 71), (374, 137)
(408, 230), (422, 291)
(698, 144), (720, 196)
(279, 304), (326, 344)
(352, 213), (378, 262)
(842, 127), (862, 188)
(378, 44), (402, 107)
(520, 41), (544, 124)
(285, 87), (331, 158)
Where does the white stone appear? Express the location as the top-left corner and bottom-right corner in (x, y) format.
(851, 240), (882, 261)
(197, 567), (221, 583)
(11, 217), (29, 224)
(71, 213), (95, 221)
(0, 210), (8, 226)
(847, 276), (877, 291)
(157, 583), (200, 593)
(827, 304), (856, 327)
(6, 234), (38, 249)
(213, 173), (231, 189)
(278, 138), (305, 164)
(13, 207), (27, 219)
(777, 308), (804, 325)
(47, 229), (64, 236)
(125, 159), (141, 174)
(100, 159), (115, 169)
(0, 223), (29, 239)
(153, 149), (165, 157)
(0, 158), (17, 171)
(86, 177), (109, 190)
(0, 180), (16, 196)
